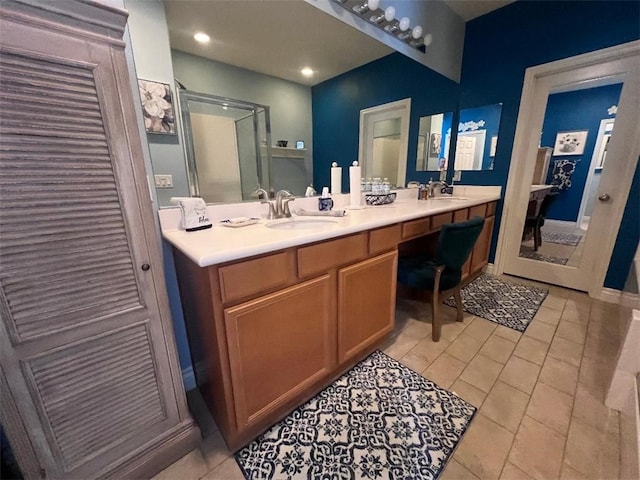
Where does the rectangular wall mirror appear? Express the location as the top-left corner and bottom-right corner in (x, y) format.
(454, 103), (503, 170)
(416, 111), (453, 171)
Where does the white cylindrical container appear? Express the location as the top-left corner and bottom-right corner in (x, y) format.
(331, 162), (342, 194)
(349, 163), (362, 208)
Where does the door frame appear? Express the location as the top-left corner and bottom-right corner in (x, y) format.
(359, 98), (411, 188)
(494, 40), (640, 296)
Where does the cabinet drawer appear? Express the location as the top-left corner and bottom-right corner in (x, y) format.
(298, 233), (368, 278)
(486, 201), (497, 216)
(469, 204), (487, 219)
(219, 251), (294, 303)
(431, 212), (453, 230)
(369, 224), (401, 255)
(453, 208), (469, 223)
(402, 218), (431, 239)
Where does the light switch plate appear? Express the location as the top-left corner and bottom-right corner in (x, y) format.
(154, 175), (173, 188)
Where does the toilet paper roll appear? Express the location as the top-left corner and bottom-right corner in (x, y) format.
(331, 166), (342, 194)
(349, 165), (361, 207)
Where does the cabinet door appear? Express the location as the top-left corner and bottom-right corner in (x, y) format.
(0, 6), (193, 479)
(224, 276), (335, 430)
(338, 251), (398, 364)
(470, 215), (496, 274)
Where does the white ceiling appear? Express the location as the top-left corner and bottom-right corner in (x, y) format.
(164, 0), (513, 87)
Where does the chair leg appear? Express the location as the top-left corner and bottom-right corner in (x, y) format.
(534, 224), (542, 251)
(453, 287), (464, 323)
(431, 291), (441, 342)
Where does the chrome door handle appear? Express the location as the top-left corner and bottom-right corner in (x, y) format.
(598, 193), (611, 202)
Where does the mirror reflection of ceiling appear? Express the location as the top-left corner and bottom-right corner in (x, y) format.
(163, 0), (513, 86)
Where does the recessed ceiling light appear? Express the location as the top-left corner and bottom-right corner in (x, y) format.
(301, 67), (314, 78)
(194, 32), (210, 44)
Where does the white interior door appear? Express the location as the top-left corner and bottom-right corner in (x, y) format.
(455, 135), (477, 170)
(496, 41), (640, 295)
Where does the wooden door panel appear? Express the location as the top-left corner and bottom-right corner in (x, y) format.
(470, 215), (495, 274)
(224, 276), (335, 430)
(338, 251), (397, 363)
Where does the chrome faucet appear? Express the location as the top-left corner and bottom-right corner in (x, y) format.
(275, 190), (295, 218)
(427, 179), (451, 198)
(253, 188), (277, 219)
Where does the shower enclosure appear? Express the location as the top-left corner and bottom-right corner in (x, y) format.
(179, 90), (272, 203)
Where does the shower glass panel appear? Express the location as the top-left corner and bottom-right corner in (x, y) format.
(179, 91), (272, 203)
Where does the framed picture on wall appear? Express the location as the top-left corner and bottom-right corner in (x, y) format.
(137, 79), (176, 135)
(552, 130), (588, 156)
(429, 133), (441, 158)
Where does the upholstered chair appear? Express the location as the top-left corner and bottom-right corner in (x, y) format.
(397, 216), (485, 342)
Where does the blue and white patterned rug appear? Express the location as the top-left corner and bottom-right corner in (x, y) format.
(541, 231), (582, 246)
(519, 250), (569, 265)
(235, 351), (476, 480)
(444, 274), (548, 332)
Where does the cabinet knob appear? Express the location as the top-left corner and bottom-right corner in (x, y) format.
(141, 263), (150, 271)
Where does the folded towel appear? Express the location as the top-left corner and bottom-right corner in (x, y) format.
(293, 208), (347, 217)
(174, 197), (212, 231)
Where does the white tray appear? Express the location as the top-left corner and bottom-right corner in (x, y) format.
(218, 218), (260, 228)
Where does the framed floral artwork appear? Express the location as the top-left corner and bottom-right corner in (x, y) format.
(552, 130), (588, 156)
(137, 79), (176, 135)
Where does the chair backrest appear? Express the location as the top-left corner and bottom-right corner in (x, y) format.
(436, 216), (485, 271)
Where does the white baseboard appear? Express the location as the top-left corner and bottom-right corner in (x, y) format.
(598, 287), (640, 308)
(181, 366), (196, 391)
(544, 219), (580, 231)
(484, 263), (494, 275)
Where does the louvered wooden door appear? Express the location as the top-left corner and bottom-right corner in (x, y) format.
(0, 4), (194, 479)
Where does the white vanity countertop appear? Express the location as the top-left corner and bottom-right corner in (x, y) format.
(160, 187), (501, 267)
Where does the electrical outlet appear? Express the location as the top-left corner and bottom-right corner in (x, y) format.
(453, 170), (462, 181)
(154, 175), (173, 188)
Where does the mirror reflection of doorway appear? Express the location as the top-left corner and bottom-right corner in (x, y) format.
(497, 41), (640, 295)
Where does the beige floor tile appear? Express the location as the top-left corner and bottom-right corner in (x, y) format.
(409, 336), (450, 364)
(581, 332), (619, 363)
(523, 320), (556, 344)
(201, 456), (245, 480)
(200, 431), (232, 472)
(512, 336), (548, 366)
(440, 318), (472, 342)
(401, 318), (433, 340)
(501, 462), (535, 480)
(152, 449), (210, 480)
(459, 354), (503, 393)
(454, 414), (514, 480)
(499, 356), (540, 394)
(398, 351), (432, 374)
(423, 352), (467, 389)
(561, 302), (590, 326)
(441, 459), (480, 480)
(450, 378), (487, 408)
(465, 317), (498, 342)
(571, 384), (619, 435)
(534, 306), (562, 326)
(493, 325), (523, 343)
(538, 356), (579, 396)
(383, 333), (421, 360)
(542, 293), (567, 312)
(526, 383), (573, 435)
(547, 336), (583, 367)
(547, 285), (571, 299)
(578, 357), (614, 401)
(508, 416), (565, 480)
(559, 462), (589, 480)
(555, 319), (587, 345)
(564, 419), (619, 480)
(478, 335), (516, 364)
(480, 381), (530, 433)
(446, 333), (484, 363)
(587, 314), (623, 343)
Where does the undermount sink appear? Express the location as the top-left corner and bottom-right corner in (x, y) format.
(265, 218), (339, 230)
(428, 196), (470, 201)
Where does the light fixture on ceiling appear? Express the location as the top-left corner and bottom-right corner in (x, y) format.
(333, 0), (429, 53)
(193, 32), (210, 44)
(301, 67), (314, 78)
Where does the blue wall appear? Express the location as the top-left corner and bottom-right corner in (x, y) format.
(312, 1), (639, 290)
(312, 52), (460, 192)
(540, 84), (622, 222)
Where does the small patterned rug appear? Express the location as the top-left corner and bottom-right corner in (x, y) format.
(235, 351), (476, 480)
(444, 274), (548, 332)
(541, 231), (582, 246)
(519, 250), (569, 265)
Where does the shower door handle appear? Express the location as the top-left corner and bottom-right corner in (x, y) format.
(598, 193), (611, 202)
